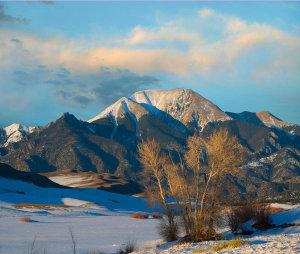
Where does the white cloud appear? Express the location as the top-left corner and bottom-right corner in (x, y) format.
(198, 8), (214, 19)
(0, 9), (299, 82)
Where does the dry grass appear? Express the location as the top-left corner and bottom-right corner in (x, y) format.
(129, 212), (149, 219)
(142, 245), (150, 250)
(13, 203), (69, 210)
(192, 237), (248, 253)
(19, 217), (31, 223)
(269, 207), (287, 214)
(151, 212), (163, 218)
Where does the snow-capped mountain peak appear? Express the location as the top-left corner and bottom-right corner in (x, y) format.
(131, 89), (231, 127)
(88, 88), (232, 133)
(3, 123), (36, 146)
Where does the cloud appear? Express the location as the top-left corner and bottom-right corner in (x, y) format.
(72, 95), (93, 107)
(0, 3), (30, 24)
(198, 9), (214, 19)
(0, 7), (299, 114)
(55, 69), (160, 107)
(127, 23), (203, 47)
(1, 8), (299, 80)
(92, 71), (159, 105)
(4, 63), (160, 108)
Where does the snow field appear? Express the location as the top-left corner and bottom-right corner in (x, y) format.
(0, 214), (161, 254)
(1, 177), (299, 254)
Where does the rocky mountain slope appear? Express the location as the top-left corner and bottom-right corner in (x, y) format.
(0, 88), (299, 199)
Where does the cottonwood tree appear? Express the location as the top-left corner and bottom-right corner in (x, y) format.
(138, 139), (178, 241)
(138, 128), (245, 242)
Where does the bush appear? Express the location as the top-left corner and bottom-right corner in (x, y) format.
(140, 212), (149, 219)
(158, 215), (179, 242)
(20, 217), (31, 223)
(129, 212), (148, 219)
(117, 240), (136, 254)
(227, 202), (273, 234)
(227, 202), (256, 234)
(252, 203), (273, 230)
(151, 212), (163, 219)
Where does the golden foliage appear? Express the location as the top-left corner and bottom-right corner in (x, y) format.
(138, 128), (246, 242)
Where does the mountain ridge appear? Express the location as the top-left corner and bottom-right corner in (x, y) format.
(0, 88), (299, 200)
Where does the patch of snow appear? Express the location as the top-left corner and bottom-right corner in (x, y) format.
(48, 175), (94, 188)
(3, 123), (36, 146)
(62, 198), (90, 206)
(246, 161), (262, 168)
(122, 98), (139, 135)
(87, 97), (124, 123)
(87, 126), (95, 134)
(110, 113), (118, 139)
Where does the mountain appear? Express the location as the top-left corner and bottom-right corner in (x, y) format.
(227, 111), (294, 129)
(0, 123), (36, 147)
(0, 88), (299, 199)
(89, 89), (231, 134)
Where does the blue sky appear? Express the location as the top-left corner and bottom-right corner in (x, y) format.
(0, 1), (299, 127)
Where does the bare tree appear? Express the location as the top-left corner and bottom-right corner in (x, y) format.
(138, 139), (178, 241)
(138, 128), (245, 242)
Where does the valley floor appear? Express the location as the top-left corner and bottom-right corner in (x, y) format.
(0, 210), (161, 254)
(0, 177), (299, 254)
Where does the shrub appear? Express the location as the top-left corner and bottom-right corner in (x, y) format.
(129, 213), (140, 219)
(129, 212), (148, 219)
(117, 240), (136, 254)
(227, 202), (273, 233)
(227, 202), (256, 234)
(140, 212), (149, 219)
(151, 212), (163, 219)
(252, 203), (273, 230)
(158, 215), (179, 242)
(20, 217), (31, 223)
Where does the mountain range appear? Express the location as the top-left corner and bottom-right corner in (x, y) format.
(0, 88), (299, 200)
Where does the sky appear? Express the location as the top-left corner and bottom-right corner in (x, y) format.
(0, 1), (299, 127)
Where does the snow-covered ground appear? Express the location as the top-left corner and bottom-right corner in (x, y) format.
(138, 232), (300, 254)
(134, 204), (300, 254)
(1, 176), (299, 254)
(0, 177), (161, 254)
